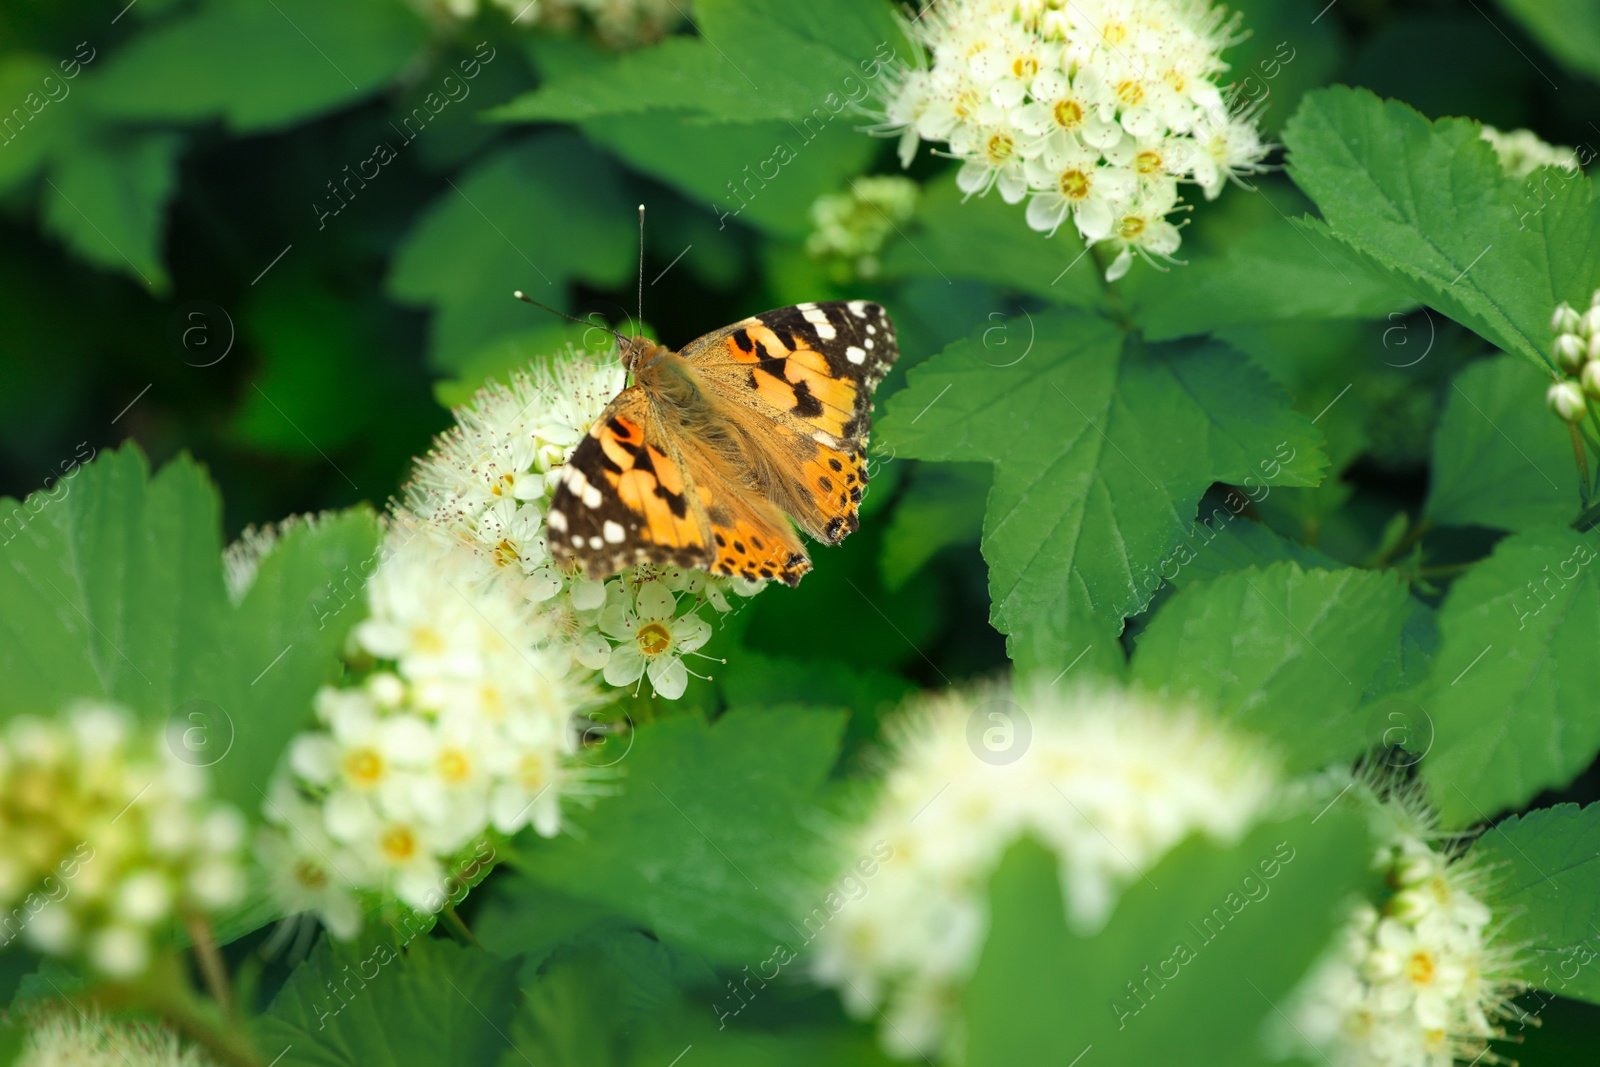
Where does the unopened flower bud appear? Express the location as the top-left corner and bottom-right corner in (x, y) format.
(1553, 301), (1582, 335)
(1582, 361), (1600, 400)
(1555, 333), (1586, 372)
(1583, 306), (1600, 339)
(1549, 380), (1586, 421)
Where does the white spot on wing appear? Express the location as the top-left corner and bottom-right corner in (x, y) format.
(548, 510), (568, 532)
(847, 300), (869, 317)
(588, 536), (603, 550)
(602, 520), (625, 543)
(582, 485), (601, 508)
(802, 306), (837, 340)
(846, 345), (866, 364)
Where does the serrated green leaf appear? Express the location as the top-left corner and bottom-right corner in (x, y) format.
(0, 55), (78, 195)
(40, 129), (181, 293)
(1168, 512), (1342, 590)
(1284, 86), (1600, 370)
(877, 310), (1328, 636)
(1469, 803), (1600, 1005)
(1131, 562), (1413, 771)
(256, 936), (520, 1067)
(1421, 527), (1600, 825)
(882, 175), (1102, 309)
(1004, 579), (1127, 686)
(1425, 355), (1579, 532)
(1124, 199), (1397, 340)
(964, 811), (1371, 1067)
(0, 445), (378, 820)
(387, 134), (634, 371)
(1494, 0), (1600, 85)
(82, 0), (428, 132)
(514, 707), (845, 963)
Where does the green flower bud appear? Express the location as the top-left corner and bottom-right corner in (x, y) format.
(1582, 361), (1600, 400)
(1555, 333), (1587, 373)
(1553, 301), (1582, 335)
(1548, 380), (1587, 421)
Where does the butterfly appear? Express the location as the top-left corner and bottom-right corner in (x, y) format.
(547, 300), (898, 586)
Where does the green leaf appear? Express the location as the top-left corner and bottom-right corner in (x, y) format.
(40, 129), (181, 293)
(0, 445), (378, 817)
(1284, 86), (1600, 370)
(1421, 527), (1600, 825)
(256, 936), (520, 1067)
(1131, 562), (1413, 772)
(1167, 511), (1343, 590)
(387, 133), (635, 371)
(82, 0), (428, 132)
(964, 810), (1372, 1067)
(1494, 0), (1600, 85)
(0, 55), (78, 195)
(1124, 194), (1398, 340)
(577, 115), (876, 240)
(1469, 803), (1600, 1005)
(514, 707), (846, 962)
(493, 0), (904, 124)
(883, 175), (1102, 309)
(1004, 579), (1127, 687)
(877, 310), (1328, 636)
(1425, 355), (1579, 532)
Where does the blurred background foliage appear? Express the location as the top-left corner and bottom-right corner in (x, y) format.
(7, 0), (1600, 1058)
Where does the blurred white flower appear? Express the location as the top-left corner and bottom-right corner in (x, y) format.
(806, 177), (920, 281)
(17, 1010), (219, 1067)
(0, 705), (246, 979)
(812, 682), (1279, 1059)
(877, 0), (1269, 280)
(1482, 124), (1580, 180)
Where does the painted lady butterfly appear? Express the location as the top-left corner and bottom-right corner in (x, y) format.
(547, 300), (899, 586)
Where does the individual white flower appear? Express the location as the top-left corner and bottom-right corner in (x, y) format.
(256, 789), (366, 940)
(877, 0), (1266, 278)
(1278, 775), (1525, 1067)
(812, 682), (1279, 1059)
(1102, 175), (1185, 281)
(600, 581), (712, 699)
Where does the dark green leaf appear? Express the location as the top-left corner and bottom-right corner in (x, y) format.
(1494, 0), (1600, 85)
(40, 129), (181, 293)
(877, 310), (1327, 635)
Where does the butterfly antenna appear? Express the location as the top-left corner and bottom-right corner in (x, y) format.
(636, 203), (646, 337)
(512, 290), (626, 347)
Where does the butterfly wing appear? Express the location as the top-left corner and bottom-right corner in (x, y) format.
(679, 301), (899, 547)
(547, 386), (713, 578)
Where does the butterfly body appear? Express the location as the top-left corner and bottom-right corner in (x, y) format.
(548, 301), (898, 586)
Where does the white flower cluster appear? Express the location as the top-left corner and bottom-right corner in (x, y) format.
(16, 1011), (216, 1067)
(0, 705), (245, 978)
(879, 0), (1270, 280)
(1481, 124), (1579, 181)
(1286, 782), (1524, 1067)
(1546, 291), (1600, 422)
(404, 350), (754, 700)
(261, 349), (757, 937)
(810, 683), (1278, 1059)
(414, 0), (686, 48)
(806, 176), (920, 281)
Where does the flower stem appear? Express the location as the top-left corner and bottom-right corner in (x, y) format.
(440, 903), (480, 948)
(1568, 421), (1592, 509)
(88, 956), (264, 1067)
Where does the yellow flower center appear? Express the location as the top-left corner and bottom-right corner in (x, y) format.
(1011, 55), (1039, 80)
(438, 749), (471, 784)
(1053, 99), (1084, 129)
(1135, 150), (1163, 174)
(636, 622), (672, 657)
(380, 826), (417, 863)
(1059, 169), (1090, 199)
(493, 538), (519, 567)
(342, 748), (384, 786)
(411, 626), (445, 656)
(953, 88), (981, 118)
(518, 754), (548, 790)
(490, 472), (515, 497)
(1118, 215), (1146, 239)
(985, 133), (1016, 164)
(1163, 69), (1186, 92)
(1117, 80), (1144, 106)
(293, 859), (328, 891)
(1103, 22), (1128, 45)
(1407, 950), (1436, 985)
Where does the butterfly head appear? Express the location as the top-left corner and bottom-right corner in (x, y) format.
(618, 334), (671, 380)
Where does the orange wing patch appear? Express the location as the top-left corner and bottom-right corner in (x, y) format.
(797, 443), (869, 545)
